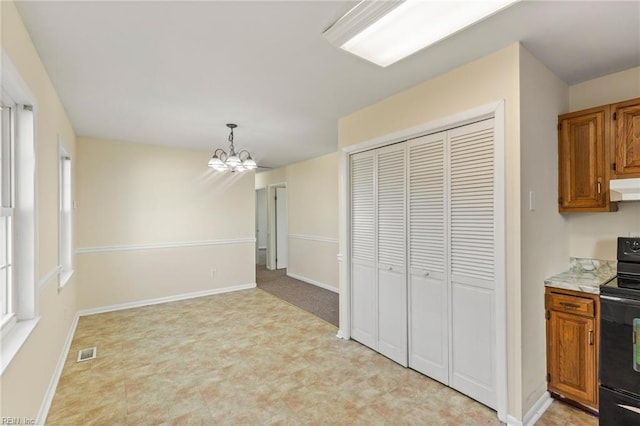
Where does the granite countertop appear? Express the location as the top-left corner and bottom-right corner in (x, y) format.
(544, 258), (617, 294)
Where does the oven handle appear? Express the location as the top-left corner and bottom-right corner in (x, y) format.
(617, 404), (640, 415)
(600, 295), (640, 306)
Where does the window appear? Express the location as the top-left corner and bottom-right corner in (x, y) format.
(0, 98), (15, 330)
(58, 141), (73, 289)
(1, 52), (38, 374)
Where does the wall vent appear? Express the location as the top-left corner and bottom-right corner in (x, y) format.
(77, 347), (97, 362)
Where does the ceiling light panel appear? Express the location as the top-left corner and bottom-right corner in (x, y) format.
(326, 0), (519, 67)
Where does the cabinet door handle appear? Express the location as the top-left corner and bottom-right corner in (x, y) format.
(589, 330), (594, 346)
(597, 181), (601, 195)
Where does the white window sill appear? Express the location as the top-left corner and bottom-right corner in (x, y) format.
(58, 268), (74, 292)
(1, 316), (40, 375)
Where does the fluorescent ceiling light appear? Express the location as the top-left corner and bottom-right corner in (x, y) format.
(324, 0), (520, 67)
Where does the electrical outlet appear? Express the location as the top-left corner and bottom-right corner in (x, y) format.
(210, 269), (216, 279)
(629, 232), (640, 238)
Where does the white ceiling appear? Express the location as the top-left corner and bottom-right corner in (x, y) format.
(14, 1), (640, 169)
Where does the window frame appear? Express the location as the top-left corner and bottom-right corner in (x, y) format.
(0, 50), (39, 375)
(58, 139), (73, 290)
(0, 96), (16, 333)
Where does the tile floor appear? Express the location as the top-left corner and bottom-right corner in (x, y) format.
(46, 288), (597, 425)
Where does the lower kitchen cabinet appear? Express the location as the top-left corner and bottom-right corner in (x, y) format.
(545, 287), (599, 412)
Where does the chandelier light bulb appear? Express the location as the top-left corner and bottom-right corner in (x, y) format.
(243, 157), (257, 170)
(226, 154), (241, 168)
(208, 155), (224, 168)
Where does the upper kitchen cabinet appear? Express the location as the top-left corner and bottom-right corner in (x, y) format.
(612, 98), (640, 178)
(558, 106), (616, 212)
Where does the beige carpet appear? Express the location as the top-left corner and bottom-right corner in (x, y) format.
(256, 265), (339, 327)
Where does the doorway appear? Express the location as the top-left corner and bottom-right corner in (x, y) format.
(264, 183), (288, 270)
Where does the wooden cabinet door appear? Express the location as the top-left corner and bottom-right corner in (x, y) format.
(547, 310), (598, 407)
(558, 107), (611, 212)
(613, 98), (640, 178)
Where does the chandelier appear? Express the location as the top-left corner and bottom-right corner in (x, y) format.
(207, 123), (257, 172)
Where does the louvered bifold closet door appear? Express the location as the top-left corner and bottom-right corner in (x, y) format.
(350, 151), (376, 349)
(376, 143), (408, 366)
(449, 118), (497, 410)
(407, 132), (448, 384)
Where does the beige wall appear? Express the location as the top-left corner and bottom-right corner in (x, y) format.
(518, 46), (570, 416)
(255, 152), (340, 290)
(339, 44), (522, 419)
(76, 138), (255, 310)
(0, 0), (78, 420)
(567, 66), (640, 260)
(569, 67), (640, 111)
(286, 152), (339, 290)
(255, 167), (287, 189)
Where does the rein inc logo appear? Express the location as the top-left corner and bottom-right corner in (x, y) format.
(1, 418), (35, 425)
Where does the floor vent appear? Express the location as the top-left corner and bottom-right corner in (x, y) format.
(77, 347), (97, 362)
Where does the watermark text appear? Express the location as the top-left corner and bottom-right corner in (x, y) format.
(1, 418), (36, 425)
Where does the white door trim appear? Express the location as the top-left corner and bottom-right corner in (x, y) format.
(275, 186), (288, 269)
(339, 100), (507, 422)
(267, 182), (287, 270)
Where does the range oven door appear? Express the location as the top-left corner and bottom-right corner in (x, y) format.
(600, 386), (640, 426)
(600, 294), (640, 395)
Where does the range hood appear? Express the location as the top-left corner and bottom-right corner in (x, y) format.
(610, 179), (640, 202)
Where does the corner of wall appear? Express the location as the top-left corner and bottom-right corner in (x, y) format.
(517, 44), (569, 419)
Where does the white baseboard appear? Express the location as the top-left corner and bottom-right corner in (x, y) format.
(506, 415), (522, 426)
(78, 283), (257, 317)
(286, 272), (338, 294)
(336, 329), (349, 340)
(523, 391), (552, 426)
(506, 391), (552, 426)
(36, 313), (79, 425)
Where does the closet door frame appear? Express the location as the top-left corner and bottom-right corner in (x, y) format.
(339, 100), (506, 423)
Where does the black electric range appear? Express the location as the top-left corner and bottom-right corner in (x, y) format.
(599, 237), (640, 425)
